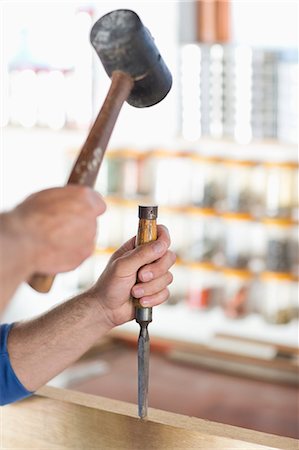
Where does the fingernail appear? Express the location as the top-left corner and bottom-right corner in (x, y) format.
(141, 271), (153, 282)
(153, 241), (165, 254)
(141, 299), (150, 306)
(133, 287), (144, 298)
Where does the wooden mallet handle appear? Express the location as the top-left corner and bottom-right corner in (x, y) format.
(28, 71), (133, 293)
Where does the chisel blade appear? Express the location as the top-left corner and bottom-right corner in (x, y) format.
(137, 323), (150, 419)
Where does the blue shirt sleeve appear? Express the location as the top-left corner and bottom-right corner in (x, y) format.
(0, 323), (33, 405)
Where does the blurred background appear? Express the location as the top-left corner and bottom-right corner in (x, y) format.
(1, 0), (298, 438)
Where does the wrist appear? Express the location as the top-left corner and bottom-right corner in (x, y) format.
(80, 290), (115, 334)
(0, 212), (36, 279)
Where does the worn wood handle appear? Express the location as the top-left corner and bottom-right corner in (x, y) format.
(28, 273), (56, 294)
(28, 71), (134, 293)
(136, 219), (158, 246)
(133, 211), (158, 310)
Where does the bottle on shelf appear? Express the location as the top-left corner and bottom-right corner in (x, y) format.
(168, 264), (189, 306)
(190, 155), (225, 210)
(262, 218), (294, 274)
(158, 207), (191, 260)
(264, 161), (298, 220)
(223, 159), (257, 214)
(186, 265), (222, 311)
(103, 149), (141, 199)
(222, 213), (254, 270)
(181, 207), (222, 265)
(260, 272), (296, 324)
(291, 224), (299, 278)
(221, 268), (254, 319)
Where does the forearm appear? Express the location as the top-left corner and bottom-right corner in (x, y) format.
(0, 187), (106, 314)
(7, 292), (113, 392)
(0, 213), (35, 312)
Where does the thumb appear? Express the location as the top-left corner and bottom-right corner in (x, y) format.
(109, 236), (136, 263)
(113, 239), (167, 277)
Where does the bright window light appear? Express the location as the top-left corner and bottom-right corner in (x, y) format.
(234, 46), (252, 144)
(181, 44), (201, 141)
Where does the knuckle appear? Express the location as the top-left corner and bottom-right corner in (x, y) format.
(158, 224), (171, 246)
(86, 221), (97, 238)
(98, 199), (107, 214)
(167, 271), (173, 284)
(170, 250), (177, 263)
(112, 257), (125, 275)
(91, 227), (98, 241)
(87, 190), (107, 215)
(79, 248), (91, 262)
(135, 244), (151, 263)
(86, 241), (96, 256)
(76, 240), (94, 260)
(155, 288), (169, 304)
(70, 251), (84, 268)
(71, 185), (89, 201)
(77, 187), (97, 210)
(93, 192), (106, 209)
(163, 288), (170, 301)
(166, 250), (175, 263)
(78, 185), (91, 197)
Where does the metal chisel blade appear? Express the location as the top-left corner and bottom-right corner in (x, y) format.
(137, 323), (150, 419)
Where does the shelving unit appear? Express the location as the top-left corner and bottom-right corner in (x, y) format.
(66, 142), (299, 357)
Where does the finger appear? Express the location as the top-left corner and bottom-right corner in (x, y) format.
(110, 225), (170, 264)
(138, 250), (176, 282)
(156, 224), (171, 248)
(89, 190), (107, 216)
(109, 236), (136, 263)
(113, 238), (168, 277)
(75, 186), (106, 216)
(64, 186), (106, 216)
(139, 288), (170, 307)
(132, 271), (173, 299)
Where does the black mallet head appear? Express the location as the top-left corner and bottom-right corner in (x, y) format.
(90, 9), (172, 108)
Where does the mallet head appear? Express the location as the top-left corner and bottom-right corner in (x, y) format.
(90, 9), (172, 108)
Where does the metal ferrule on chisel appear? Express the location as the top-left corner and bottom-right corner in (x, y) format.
(135, 306), (152, 325)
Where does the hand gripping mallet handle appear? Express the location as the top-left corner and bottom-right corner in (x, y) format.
(28, 9), (172, 293)
(28, 71), (133, 293)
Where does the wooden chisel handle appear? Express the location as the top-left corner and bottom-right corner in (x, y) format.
(133, 206), (158, 318)
(28, 71), (133, 293)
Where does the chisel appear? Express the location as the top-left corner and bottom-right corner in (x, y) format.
(133, 205), (158, 419)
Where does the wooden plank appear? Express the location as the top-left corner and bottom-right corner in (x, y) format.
(110, 330), (299, 376)
(169, 349), (298, 385)
(1, 386), (297, 449)
(214, 332), (299, 356)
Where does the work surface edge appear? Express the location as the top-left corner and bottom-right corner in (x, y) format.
(1, 385), (297, 449)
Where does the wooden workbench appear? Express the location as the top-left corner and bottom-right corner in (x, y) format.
(2, 386), (297, 449)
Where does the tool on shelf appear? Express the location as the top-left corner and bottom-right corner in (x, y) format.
(133, 205), (158, 419)
(28, 9), (172, 293)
